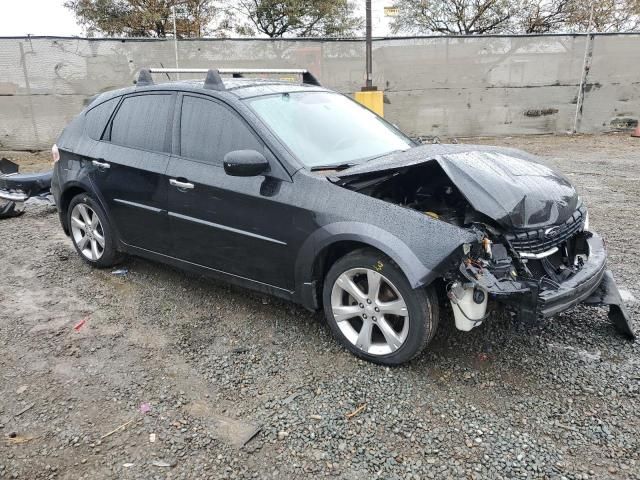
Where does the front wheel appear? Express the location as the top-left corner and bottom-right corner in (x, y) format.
(322, 249), (439, 365)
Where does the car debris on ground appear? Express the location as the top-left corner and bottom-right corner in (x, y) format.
(0, 157), (54, 219)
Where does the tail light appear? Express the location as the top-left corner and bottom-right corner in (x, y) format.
(52, 144), (60, 164)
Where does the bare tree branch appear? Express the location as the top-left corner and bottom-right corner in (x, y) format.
(392, 0), (640, 35)
(391, 0), (515, 35)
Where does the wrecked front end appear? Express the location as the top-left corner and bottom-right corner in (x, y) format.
(448, 219), (634, 339)
(333, 144), (635, 339)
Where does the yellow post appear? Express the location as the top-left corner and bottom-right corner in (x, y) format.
(354, 90), (384, 117)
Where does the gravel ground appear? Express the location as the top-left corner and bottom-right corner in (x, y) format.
(1, 134), (639, 480)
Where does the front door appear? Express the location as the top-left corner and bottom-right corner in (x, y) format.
(166, 94), (296, 290)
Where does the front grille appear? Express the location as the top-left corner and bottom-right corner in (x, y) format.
(505, 206), (586, 254)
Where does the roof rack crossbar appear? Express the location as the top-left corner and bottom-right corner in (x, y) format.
(144, 67), (321, 88)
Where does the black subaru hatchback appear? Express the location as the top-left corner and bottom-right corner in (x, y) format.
(51, 68), (634, 365)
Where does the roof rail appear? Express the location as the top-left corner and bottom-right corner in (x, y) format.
(138, 68), (321, 90)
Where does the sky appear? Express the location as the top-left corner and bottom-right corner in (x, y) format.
(0, 0), (395, 38)
(1, 0), (82, 37)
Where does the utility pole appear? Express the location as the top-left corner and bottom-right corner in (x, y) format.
(355, 0), (384, 116)
(365, 0), (372, 88)
(172, 4), (180, 80)
(573, 1), (594, 133)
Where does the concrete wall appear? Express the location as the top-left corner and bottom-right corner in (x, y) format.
(0, 34), (639, 150)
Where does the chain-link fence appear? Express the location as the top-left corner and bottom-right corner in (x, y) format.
(1, 34), (639, 150)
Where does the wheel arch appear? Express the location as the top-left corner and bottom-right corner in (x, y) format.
(294, 222), (437, 310)
(58, 183), (90, 234)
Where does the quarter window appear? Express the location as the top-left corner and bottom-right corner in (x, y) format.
(110, 94), (173, 152)
(179, 96), (262, 165)
(85, 97), (119, 140)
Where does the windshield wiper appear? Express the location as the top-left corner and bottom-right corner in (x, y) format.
(360, 149), (406, 163)
(310, 163), (356, 171)
(309, 149), (408, 171)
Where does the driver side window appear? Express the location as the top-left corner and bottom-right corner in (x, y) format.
(179, 95), (262, 166)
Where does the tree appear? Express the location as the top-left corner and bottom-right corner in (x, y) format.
(392, 0), (640, 35)
(565, 0), (640, 32)
(390, 0), (515, 35)
(519, 0), (640, 33)
(230, 0), (363, 38)
(518, 0), (573, 33)
(65, 0), (221, 37)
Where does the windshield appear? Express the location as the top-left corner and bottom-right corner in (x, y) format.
(246, 91), (413, 169)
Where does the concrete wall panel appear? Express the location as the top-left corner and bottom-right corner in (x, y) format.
(0, 34), (638, 150)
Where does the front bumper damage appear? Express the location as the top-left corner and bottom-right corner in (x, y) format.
(0, 158), (54, 219)
(457, 232), (635, 339)
(583, 270), (635, 339)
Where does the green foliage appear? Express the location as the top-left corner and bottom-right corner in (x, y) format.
(222, 0), (362, 38)
(66, 0), (362, 38)
(64, 0), (220, 37)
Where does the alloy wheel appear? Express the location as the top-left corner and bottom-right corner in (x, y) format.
(70, 203), (105, 261)
(330, 268), (409, 356)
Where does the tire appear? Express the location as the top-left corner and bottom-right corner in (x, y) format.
(322, 248), (439, 366)
(67, 193), (123, 268)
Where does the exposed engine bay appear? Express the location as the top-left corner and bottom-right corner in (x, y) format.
(332, 145), (635, 339)
(351, 161), (491, 228)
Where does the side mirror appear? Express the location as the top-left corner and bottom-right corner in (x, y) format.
(223, 150), (269, 177)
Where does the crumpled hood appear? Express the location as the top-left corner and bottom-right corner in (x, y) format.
(335, 144), (579, 229)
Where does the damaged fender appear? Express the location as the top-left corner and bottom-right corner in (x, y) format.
(294, 220), (477, 309)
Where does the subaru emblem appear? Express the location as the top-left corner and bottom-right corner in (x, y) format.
(545, 226), (561, 238)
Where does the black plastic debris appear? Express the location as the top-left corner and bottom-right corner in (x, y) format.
(0, 158), (54, 219)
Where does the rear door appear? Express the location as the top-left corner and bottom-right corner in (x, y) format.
(166, 93), (296, 290)
(89, 92), (175, 253)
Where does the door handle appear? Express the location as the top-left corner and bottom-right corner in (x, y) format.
(169, 178), (194, 190)
(92, 159), (110, 169)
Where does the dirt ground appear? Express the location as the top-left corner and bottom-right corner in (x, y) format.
(1, 134), (639, 480)
(0, 151), (52, 173)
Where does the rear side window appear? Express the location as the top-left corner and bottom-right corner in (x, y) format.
(110, 94), (173, 152)
(85, 97), (119, 140)
(179, 96), (262, 165)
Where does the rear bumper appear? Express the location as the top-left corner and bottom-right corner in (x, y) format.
(0, 170), (52, 196)
(0, 170), (53, 204)
(0, 169), (55, 219)
(0, 189), (29, 202)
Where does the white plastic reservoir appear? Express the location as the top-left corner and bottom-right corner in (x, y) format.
(450, 285), (488, 331)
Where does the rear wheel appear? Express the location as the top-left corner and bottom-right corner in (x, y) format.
(322, 249), (439, 365)
(67, 193), (122, 268)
